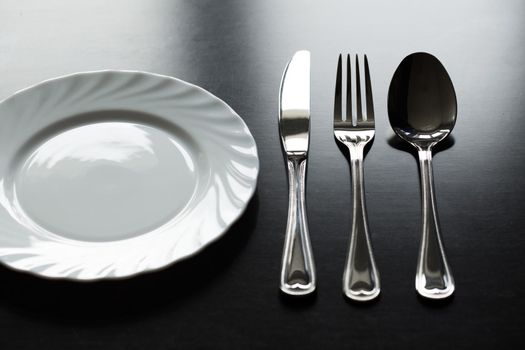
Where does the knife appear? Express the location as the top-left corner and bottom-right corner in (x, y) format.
(278, 50), (316, 296)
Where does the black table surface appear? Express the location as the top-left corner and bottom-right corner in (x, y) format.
(1, 0), (524, 349)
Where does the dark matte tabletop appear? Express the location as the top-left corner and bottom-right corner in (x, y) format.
(1, 0), (524, 349)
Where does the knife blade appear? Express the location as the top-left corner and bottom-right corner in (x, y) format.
(279, 50), (310, 155)
(278, 50), (316, 296)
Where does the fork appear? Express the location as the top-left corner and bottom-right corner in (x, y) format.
(334, 54), (380, 301)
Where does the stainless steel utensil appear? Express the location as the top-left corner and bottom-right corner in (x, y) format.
(278, 50), (316, 296)
(388, 52), (457, 299)
(334, 54), (380, 301)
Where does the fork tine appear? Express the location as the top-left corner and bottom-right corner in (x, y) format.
(346, 54), (352, 123)
(355, 55), (363, 122)
(334, 54), (342, 122)
(364, 55), (374, 123)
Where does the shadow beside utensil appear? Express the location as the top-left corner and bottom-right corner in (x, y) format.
(387, 134), (456, 160)
(416, 292), (455, 308)
(278, 289), (317, 308)
(334, 136), (375, 163)
(0, 193), (259, 325)
(343, 293), (381, 308)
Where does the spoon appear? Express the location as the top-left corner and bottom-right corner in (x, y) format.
(388, 52), (456, 299)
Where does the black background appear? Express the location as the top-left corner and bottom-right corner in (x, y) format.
(1, 0), (524, 349)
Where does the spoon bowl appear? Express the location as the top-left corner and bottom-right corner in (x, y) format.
(388, 52), (457, 149)
(388, 52), (457, 299)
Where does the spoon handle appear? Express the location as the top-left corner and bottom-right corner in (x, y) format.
(416, 148), (455, 299)
(280, 156), (316, 296)
(343, 144), (380, 301)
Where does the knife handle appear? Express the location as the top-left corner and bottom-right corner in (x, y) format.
(280, 155), (316, 296)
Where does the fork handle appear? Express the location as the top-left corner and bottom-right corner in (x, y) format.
(280, 155), (316, 296)
(415, 148), (455, 299)
(343, 144), (380, 301)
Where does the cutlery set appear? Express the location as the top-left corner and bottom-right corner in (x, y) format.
(279, 50), (457, 301)
(0, 48), (455, 300)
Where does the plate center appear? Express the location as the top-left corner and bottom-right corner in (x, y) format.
(14, 121), (199, 242)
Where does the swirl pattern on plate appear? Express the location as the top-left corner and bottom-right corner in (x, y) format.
(0, 70), (259, 280)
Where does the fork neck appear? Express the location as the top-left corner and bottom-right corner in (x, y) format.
(346, 143), (366, 161)
(285, 152), (308, 163)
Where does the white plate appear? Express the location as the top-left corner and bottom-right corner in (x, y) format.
(0, 70), (259, 280)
